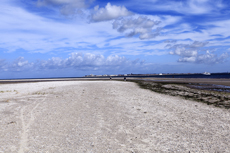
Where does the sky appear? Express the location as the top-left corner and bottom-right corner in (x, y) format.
(0, 0), (230, 79)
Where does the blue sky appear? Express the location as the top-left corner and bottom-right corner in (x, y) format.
(0, 0), (230, 78)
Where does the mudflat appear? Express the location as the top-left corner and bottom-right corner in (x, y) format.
(0, 81), (230, 152)
(127, 77), (230, 86)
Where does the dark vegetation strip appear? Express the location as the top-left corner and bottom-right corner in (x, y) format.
(130, 80), (230, 109)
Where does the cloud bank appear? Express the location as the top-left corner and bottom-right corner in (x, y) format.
(0, 53), (145, 73)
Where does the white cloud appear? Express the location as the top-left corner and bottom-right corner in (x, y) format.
(8, 57), (34, 72)
(0, 1), (169, 55)
(2, 53), (144, 72)
(169, 41), (229, 64)
(113, 16), (161, 39)
(0, 2), (166, 57)
(128, 0), (225, 15)
(31, 52), (144, 71)
(90, 3), (133, 22)
(170, 46), (198, 57)
(178, 56), (196, 62)
(164, 40), (177, 44)
(186, 0), (212, 14)
(1, 0), (229, 75)
(196, 51), (229, 64)
(190, 41), (209, 48)
(0, 1), (123, 53)
(206, 20), (230, 38)
(154, 23), (213, 44)
(37, 0), (85, 6)
(0, 59), (6, 70)
(37, 0), (92, 15)
(159, 15), (182, 27)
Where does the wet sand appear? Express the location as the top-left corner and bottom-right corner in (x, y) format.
(0, 81), (230, 152)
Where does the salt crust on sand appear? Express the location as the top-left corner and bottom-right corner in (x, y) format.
(0, 81), (230, 152)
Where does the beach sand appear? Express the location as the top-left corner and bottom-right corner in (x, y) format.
(0, 80), (230, 152)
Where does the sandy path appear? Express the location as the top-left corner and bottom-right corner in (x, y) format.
(0, 81), (230, 152)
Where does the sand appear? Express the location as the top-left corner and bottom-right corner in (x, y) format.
(0, 80), (230, 152)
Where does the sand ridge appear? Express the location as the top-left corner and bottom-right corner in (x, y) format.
(0, 81), (230, 152)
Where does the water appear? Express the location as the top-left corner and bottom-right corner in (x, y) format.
(127, 72), (230, 79)
(187, 83), (230, 93)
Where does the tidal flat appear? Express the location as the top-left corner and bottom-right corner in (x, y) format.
(131, 80), (230, 109)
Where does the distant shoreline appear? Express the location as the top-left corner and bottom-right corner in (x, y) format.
(1, 72), (230, 81)
(1, 77), (230, 87)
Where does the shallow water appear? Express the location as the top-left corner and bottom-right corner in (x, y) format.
(187, 83), (230, 93)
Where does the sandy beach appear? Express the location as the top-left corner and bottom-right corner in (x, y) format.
(0, 80), (230, 152)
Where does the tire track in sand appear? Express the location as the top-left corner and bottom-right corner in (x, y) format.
(18, 95), (47, 153)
